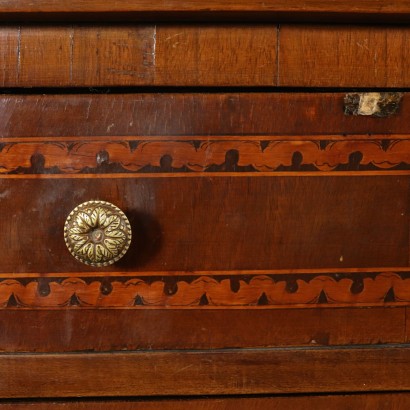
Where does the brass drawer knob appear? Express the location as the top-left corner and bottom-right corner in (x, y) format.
(64, 200), (132, 267)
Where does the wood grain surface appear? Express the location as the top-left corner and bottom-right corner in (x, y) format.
(2, 25), (410, 87)
(1, 0), (410, 23)
(155, 25), (276, 87)
(0, 25), (277, 87)
(1, 11), (409, 404)
(1, 93), (409, 137)
(0, 27), (18, 86)
(0, 307), (404, 352)
(0, 347), (409, 397)
(279, 26), (410, 87)
(2, 0), (409, 13)
(1, 394), (410, 409)
(0, 176), (407, 273)
(19, 26), (72, 86)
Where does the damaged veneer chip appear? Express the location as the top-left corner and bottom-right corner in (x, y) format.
(344, 92), (403, 117)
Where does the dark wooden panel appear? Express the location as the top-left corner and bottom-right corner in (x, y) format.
(0, 176), (407, 273)
(406, 307), (410, 343)
(1, 0), (410, 23)
(0, 25), (277, 87)
(279, 26), (410, 88)
(2, 0), (409, 13)
(2, 393), (410, 409)
(2, 93), (410, 137)
(0, 308), (404, 352)
(0, 347), (409, 397)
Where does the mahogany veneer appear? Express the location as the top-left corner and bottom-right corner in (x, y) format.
(2, 25), (410, 87)
(0, 4), (410, 407)
(1, 0), (410, 23)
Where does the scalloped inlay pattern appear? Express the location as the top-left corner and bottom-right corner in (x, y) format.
(1, 139), (410, 174)
(1, 272), (410, 309)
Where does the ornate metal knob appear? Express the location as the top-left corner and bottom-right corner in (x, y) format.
(64, 200), (132, 267)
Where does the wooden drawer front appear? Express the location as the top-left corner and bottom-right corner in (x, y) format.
(2, 93), (410, 137)
(0, 96), (409, 399)
(1, 25), (410, 87)
(0, 25), (276, 87)
(0, 348), (409, 398)
(1, 92), (410, 312)
(0, 308), (405, 352)
(1, 175), (409, 309)
(1, 176), (408, 274)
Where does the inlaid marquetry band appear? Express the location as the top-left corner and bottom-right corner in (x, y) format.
(1, 138), (410, 174)
(64, 200), (132, 267)
(2, 271), (410, 309)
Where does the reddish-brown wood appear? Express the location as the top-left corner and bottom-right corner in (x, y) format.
(1, 393), (410, 409)
(2, 0), (409, 13)
(0, 27), (18, 86)
(0, 347), (409, 397)
(406, 307), (410, 343)
(19, 27), (71, 86)
(2, 93), (410, 137)
(0, 308), (403, 352)
(3, 25), (410, 87)
(2, 271), (410, 309)
(0, 177), (407, 273)
(280, 26), (410, 87)
(1, 0), (410, 23)
(71, 26), (155, 86)
(1, 137), (410, 174)
(0, 25), (277, 87)
(1, 14), (410, 403)
(154, 25), (276, 86)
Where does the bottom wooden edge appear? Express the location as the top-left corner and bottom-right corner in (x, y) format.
(1, 393), (410, 409)
(0, 308), (405, 352)
(0, 346), (409, 398)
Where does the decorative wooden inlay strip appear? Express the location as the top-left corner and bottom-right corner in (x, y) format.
(2, 267), (409, 278)
(2, 271), (410, 309)
(3, 171), (410, 179)
(0, 139), (410, 175)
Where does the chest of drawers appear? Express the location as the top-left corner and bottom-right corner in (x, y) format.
(1, 1), (410, 408)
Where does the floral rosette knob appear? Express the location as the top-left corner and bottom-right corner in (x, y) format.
(64, 201), (132, 267)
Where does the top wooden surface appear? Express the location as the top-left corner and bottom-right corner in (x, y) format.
(1, 0), (410, 22)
